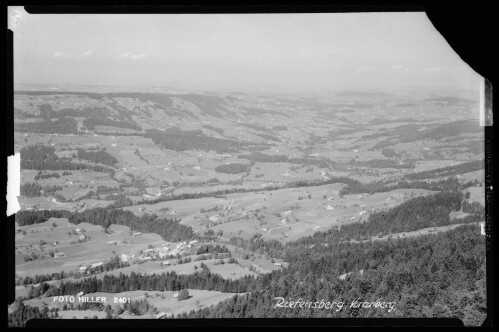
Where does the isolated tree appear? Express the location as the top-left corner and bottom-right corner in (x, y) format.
(177, 289), (189, 301)
(26, 286), (34, 299)
(113, 304), (123, 316)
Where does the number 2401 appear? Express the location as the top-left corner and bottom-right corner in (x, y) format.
(113, 297), (131, 303)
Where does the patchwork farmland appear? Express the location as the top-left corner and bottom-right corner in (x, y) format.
(11, 86), (485, 324)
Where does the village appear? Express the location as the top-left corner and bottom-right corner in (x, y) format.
(76, 237), (201, 275)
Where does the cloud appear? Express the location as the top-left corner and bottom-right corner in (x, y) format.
(118, 52), (147, 61)
(53, 52), (70, 59)
(81, 50), (93, 56)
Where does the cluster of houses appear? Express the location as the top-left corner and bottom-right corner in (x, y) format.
(78, 261), (103, 273)
(74, 238), (202, 274)
(121, 254), (131, 262)
(137, 239), (199, 263)
(209, 215), (220, 222)
(75, 227), (88, 241)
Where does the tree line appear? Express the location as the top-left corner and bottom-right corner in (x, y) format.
(20, 145), (115, 177)
(15, 207), (193, 243)
(83, 117), (141, 132)
(404, 160), (484, 181)
(20, 183), (62, 197)
(215, 162), (253, 175)
(144, 128), (259, 154)
(77, 149), (118, 167)
(338, 177), (479, 196)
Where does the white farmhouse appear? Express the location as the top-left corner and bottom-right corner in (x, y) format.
(91, 262), (103, 269)
(54, 252), (66, 259)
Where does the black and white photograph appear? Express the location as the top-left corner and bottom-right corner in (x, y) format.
(6, 6), (492, 327)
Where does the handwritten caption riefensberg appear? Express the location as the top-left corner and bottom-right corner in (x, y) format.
(273, 297), (397, 312)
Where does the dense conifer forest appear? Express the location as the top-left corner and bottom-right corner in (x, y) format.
(77, 149), (118, 166)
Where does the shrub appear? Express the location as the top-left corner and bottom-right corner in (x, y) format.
(177, 289), (189, 301)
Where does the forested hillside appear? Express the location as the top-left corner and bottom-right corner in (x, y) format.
(15, 208), (193, 242)
(14, 225), (485, 325)
(183, 225), (485, 325)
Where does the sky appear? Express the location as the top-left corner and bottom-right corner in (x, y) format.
(10, 8), (481, 92)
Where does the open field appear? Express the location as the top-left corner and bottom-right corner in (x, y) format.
(98, 258), (258, 280)
(24, 289), (242, 318)
(15, 218), (164, 277)
(14, 256), (260, 299)
(174, 185), (435, 242)
(465, 186), (485, 205)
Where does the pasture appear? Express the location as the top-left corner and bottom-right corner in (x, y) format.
(15, 218), (164, 277)
(25, 289), (242, 318)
